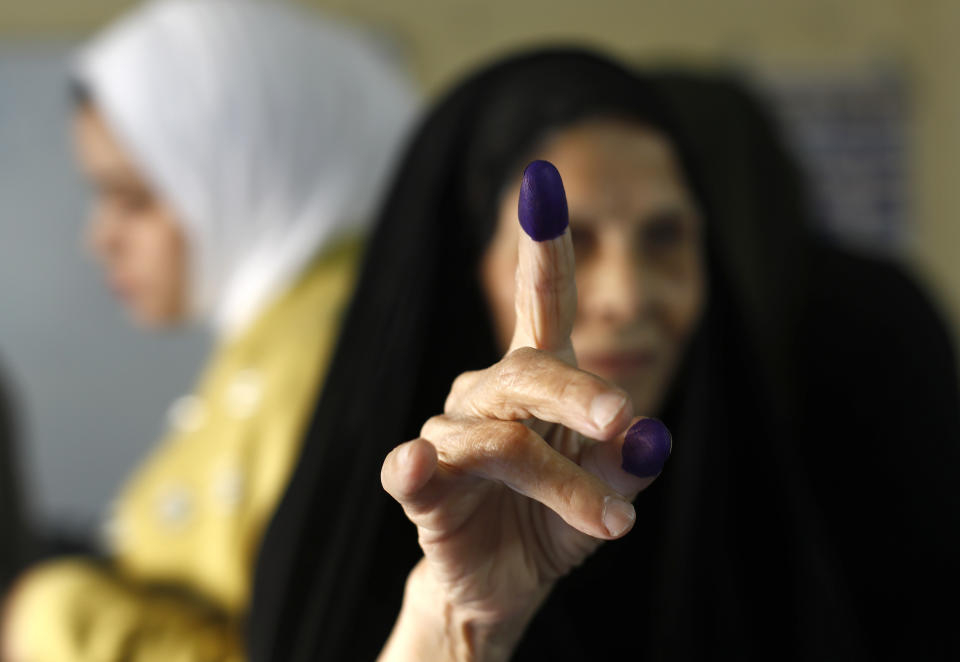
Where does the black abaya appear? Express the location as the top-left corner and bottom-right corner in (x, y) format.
(249, 53), (960, 661)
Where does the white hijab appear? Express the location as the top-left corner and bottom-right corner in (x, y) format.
(75, 0), (418, 336)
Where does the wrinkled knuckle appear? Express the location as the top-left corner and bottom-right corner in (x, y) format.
(507, 346), (540, 364)
(498, 347), (543, 386)
(448, 370), (490, 416)
(491, 358), (521, 393)
(534, 272), (564, 297)
(449, 370), (477, 400)
(494, 366), (520, 396)
(471, 421), (527, 464)
(443, 392), (458, 414)
(496, 421), (533, 460)
(552, 472), (582, 512)
(419, 415), (447, 440)
(555, 372), (586, 406)
(503, 420), (533, 445)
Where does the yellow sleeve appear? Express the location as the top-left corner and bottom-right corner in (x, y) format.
(7, 558), (244, 662)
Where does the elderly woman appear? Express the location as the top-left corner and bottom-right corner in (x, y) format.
(249, 50), (960, 661)
(0, 1), (416, 660)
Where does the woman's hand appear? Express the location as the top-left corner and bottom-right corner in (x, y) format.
(378, 161), (671, 661)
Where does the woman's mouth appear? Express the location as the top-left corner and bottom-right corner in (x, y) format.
(578, 349), (656, 378)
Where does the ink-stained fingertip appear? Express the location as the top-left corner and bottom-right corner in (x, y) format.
(518, 160), (569, 241)
(621, 418), (672, 478)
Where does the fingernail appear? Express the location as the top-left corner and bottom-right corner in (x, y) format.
(590, 392), (627, 431)
(602, 495), (636, 537)
(621, 418), (672, 478)
(518, 160), (569, 241)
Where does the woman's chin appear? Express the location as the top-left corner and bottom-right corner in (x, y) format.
(126, 302), (186, 330)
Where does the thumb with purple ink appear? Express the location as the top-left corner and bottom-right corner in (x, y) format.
(580, 416), (673, 517)
(508, 160), (577, 360)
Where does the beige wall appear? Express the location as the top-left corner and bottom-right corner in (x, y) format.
(4, 0), (960, 342)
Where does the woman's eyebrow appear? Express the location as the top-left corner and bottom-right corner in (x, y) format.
(92, 168), (147, 191)
(567, 212), (594, 227)
(641, 199), (698, 222)
(643, 206), (685, 220)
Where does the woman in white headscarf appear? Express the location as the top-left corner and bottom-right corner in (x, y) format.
(0, 1), (417, 660)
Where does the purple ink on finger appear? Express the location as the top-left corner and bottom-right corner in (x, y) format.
(518, 160), (569, 241)
(622, 418), (672, 478)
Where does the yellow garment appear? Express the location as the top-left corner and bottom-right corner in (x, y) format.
(9, 239), (362, 662)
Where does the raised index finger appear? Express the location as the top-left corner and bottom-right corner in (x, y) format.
(509, 160), (577, 358)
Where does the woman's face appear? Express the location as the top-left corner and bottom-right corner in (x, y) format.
(481, 118), (706, 415)
(73, 104), (189, 327)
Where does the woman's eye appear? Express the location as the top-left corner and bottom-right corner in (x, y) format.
(641, 214), (685, 252)
(109, 191), (152, 215)
(570, 226), (596, 257)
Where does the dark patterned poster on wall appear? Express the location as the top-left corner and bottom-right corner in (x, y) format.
(754, 66), (909, 254)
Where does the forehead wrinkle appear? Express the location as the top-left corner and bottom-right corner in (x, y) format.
(538, 121), (689, 226)
(562, 164), (690, 228)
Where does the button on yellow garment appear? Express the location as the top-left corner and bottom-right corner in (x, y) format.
(10, 239), (362, 661)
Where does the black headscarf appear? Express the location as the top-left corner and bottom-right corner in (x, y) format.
(249, 50), (960, 660)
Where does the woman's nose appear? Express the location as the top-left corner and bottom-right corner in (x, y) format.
(579, 236), (644, 325)
(85, 208), (119, 258)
